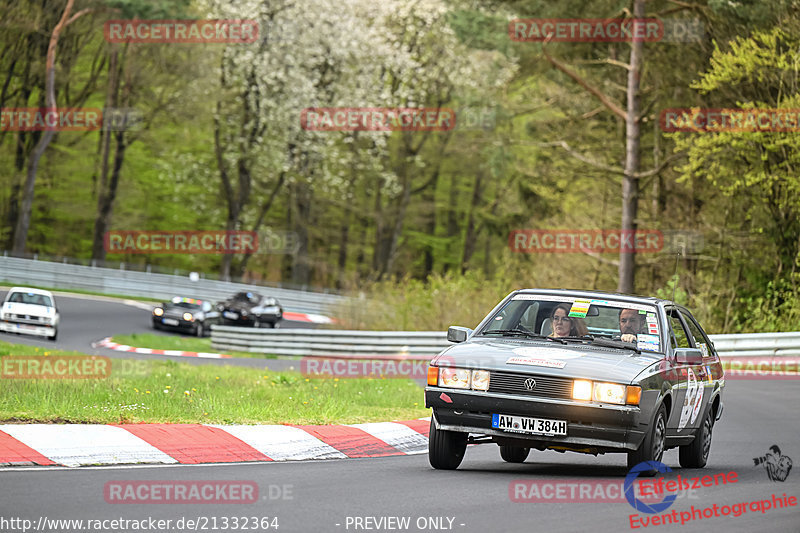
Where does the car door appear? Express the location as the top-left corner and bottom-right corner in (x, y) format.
(667, 307), (705, 435)
(679, 308), (722, 418)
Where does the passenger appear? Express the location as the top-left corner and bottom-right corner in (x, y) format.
(619, 308), (646, 343)
(550, 303), (589, 337)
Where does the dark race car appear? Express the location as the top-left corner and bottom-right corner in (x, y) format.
(425, 289), (725, 473)
(219, 291), (283, 328)
(152, 297), (221, 337)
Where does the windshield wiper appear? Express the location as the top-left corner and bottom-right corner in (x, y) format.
(482, 329), (567, 344)
(587, 336), (642, 353)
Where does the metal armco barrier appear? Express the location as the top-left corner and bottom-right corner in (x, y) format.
(211, 327), (450, 358)
(0, 255), (345, 315)
(210, 328), (800, 360)
(708, 332), (800, 358)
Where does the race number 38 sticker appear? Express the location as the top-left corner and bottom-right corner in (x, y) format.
(678, 368), (703, 431)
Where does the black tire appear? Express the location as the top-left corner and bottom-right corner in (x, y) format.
(266, 321), (276, 328)
(627, 404), (667, 475)
(428, 418), (468, 470)
(195, 323), (205, 337)
(499, 445), (530, 463)
(253, 319), (261, 328)
(679, 408), (713, 468)
(49, 328), (58, 342)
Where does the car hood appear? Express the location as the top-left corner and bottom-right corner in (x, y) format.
(431, 338), (660, 384)
(2, 302), (57, 317)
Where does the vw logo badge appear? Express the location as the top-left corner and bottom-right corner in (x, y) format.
(524, 377), (536, 391)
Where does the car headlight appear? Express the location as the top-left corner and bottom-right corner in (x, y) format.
(438, 368), (471, 389)
(153, 307), (164, 317)
(572, 380), (592, 401)
(430, 367), (490, 391)
(183, 312), (194, 321)
(572, 380), (640, 405)
(594, 383), (627, 405)
(471, 370), (490, 391)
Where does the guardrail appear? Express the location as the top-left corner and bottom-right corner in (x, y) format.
(210, 328), (800, 360)
(707, 332), (800, 358)
(211, 327), (449, 358)
(0, 255), (346, 315)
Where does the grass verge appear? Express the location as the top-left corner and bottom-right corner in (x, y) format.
(0, 282), (162, 303)
(0, 341), (429, 425)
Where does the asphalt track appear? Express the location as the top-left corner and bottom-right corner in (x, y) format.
(1, 293), (799, 532)
(0, 291), (312, 370)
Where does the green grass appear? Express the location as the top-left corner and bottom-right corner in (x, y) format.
(0, 342), (430, 425)
(111, 333), (275, 359)
(0, 282), (162, 303)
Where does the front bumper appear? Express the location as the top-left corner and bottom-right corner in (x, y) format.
(153, 317), (196, 331)
(425, 387), (646, 452)
(221, 314), (280, 325)
(0, 321), (56, 337)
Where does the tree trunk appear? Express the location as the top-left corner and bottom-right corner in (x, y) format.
(12, 0), (78, 253)
(617, 0), (645, 294)
(91, 47), (119, 261)
(461, 171), (484, 273)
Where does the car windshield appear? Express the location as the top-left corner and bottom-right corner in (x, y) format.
(232, 292), (260, 304)
(170, 302), (202, 309)
(7, 292), (53, 307)
(481, 294), (663, 353)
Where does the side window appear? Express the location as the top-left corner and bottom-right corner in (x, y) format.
(668, 310), (690, 349)
(680, 311), (713, 357)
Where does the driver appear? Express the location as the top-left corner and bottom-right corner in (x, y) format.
(619, 308), (646, 343)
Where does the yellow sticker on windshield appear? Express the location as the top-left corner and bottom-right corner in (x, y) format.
(568, 299), (590, 318)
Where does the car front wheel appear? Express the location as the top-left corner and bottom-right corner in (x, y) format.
(627, 404), (666, 475)
(195, 323), (205, 337)
(679, 408), (713, 468)
(49, 328), (58, 341)
(428, 418), (467, 470)
(499, 445), (530, 463)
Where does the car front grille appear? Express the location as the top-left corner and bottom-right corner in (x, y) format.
(488, 371), (573, 400)
(9, 314), (47, 324)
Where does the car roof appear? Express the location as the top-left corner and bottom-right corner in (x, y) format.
(7, 287), (54, 297)
(513, 288), (671, 306)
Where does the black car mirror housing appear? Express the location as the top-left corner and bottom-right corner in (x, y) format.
(447, 326), (472, 343)
(674, 347), (703, 365)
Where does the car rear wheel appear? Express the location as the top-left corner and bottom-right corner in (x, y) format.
(499, 445), (530, 463)
(428, 418), (467, 470)
(627, 404), (666, 475)
(679, 408), (713, 468)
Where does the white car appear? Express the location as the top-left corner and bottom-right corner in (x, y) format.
(0, 287), (60, 340)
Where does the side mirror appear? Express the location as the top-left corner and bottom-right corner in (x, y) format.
(447, 326), (472, 343)
(674, 347), (703, 365)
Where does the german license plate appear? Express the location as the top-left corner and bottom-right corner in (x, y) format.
(162, 318), (179, 326)
(492, 413), (567, 436)
(223, 311), (238, 319)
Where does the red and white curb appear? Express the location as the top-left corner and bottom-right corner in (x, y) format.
(92, 337), (231, 359)
(282, 311), (335, 324)
(0, 418), (431, 467)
